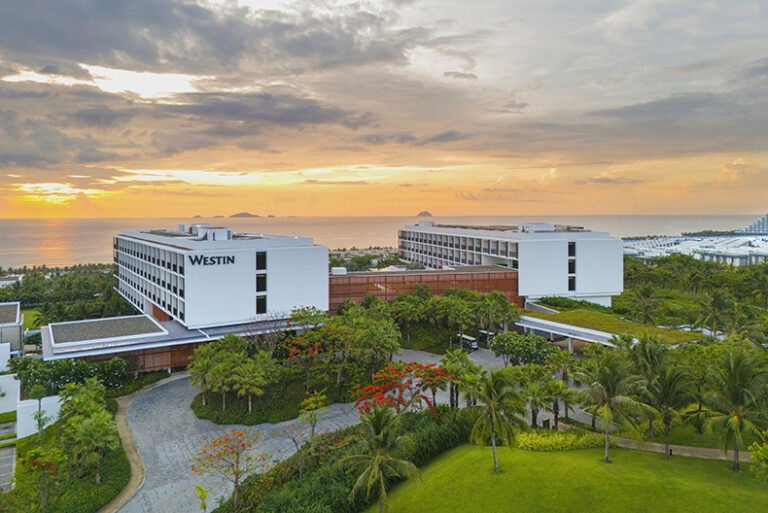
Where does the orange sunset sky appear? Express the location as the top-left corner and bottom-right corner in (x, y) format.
(0, 0), (766, 218)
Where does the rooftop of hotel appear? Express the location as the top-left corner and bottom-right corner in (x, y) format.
(0, 302), (20, 325)
(50, 315), (165, 344)
(118, 223), (317, 250)
(400, 221), (613, 239)
(330, 265), (516, 277)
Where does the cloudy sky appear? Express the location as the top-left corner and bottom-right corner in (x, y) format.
(0, 0), (766, 218)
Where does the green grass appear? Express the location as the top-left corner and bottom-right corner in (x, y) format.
(0, 411), (16, 424)
(644, 423), (760, 450)
(21, 309), (39, 330)
(524, 308), (700, 343)
(367, 445), (768, 513)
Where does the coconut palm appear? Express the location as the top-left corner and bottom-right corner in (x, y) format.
(469, 369), (527, 472)
(697, 289), (735, 337)
(231, 359), (265, 413)
(645, 365), (693, 460)
(68, 409), (120, 483)
(575, 351), (646, 463)
(440, 348), (473, 409)
(547, 349), (576, 422)
(524, 380), (551, 428)
(546, 379), (574, 430)
(188, 343), (218, 408)
(630, 284), (658, 325)
(705, 346), (768, 471)
(339, 407), (420, 513)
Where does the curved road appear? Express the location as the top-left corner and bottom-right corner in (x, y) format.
(118, 348), (588, 513)
(118, 376), (359, 513)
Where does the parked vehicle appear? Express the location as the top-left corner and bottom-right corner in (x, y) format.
(457, 333), (478, 351)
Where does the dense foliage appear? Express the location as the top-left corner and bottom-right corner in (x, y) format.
(0, 379), (128, 513)
(212, 406), (472, 513)
(0, 266), (134, 326)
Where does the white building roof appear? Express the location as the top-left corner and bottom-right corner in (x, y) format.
(401, 221), (614, 241)
(118, 224), (316, 251)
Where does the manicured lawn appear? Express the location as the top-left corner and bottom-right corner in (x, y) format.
(645, 423), (759, 450)
(524, 309), (700, 343)
(21, 308), (39, 330)
(367, 445), (767, 513)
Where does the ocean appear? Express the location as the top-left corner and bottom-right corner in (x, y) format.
(0, 215), (758, 268)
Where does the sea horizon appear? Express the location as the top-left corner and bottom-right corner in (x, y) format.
(0, 214), (760, 269)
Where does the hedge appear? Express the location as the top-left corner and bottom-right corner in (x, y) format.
(515, 429), (612, 451)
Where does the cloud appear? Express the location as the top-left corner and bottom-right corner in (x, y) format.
(416, 130), (473, 145)
(718, 158), (759, 182)
(72, 106), (136, 127)
(163, 92), (374, 129)
(443, 71), (478, 80)
(538, 168), (558, 184)
(573, 176), (645, 185)
(356, 132), (418, 145)
(303, 179), (369, 185)
(0, 0), (431, 75)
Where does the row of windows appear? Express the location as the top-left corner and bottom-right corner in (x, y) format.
(398, 231), (519, 258)
(114, 238), (186, 275)
(115, 256), (185, 298)
(116, 270), (187, 321)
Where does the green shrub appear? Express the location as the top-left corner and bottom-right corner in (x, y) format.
(402, 323), (454, 354)
(515, 430), (612, 451)
(213, 406), (472, 513)
(538, 296), (613, 313)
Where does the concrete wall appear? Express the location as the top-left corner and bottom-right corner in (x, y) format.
(518, 240), (568, 297)
(184, 248), (257, 328)
(0, 343), (9, 372)
(575, 238), (623, 301)
(0, 374), (19, 413)
(0, 324), (22, 353)
(17, 394), (62, 440)
(268, 245), (329, 314)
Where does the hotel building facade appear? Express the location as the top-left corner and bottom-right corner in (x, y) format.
(113, 224), (328, 328)
(398, 221), (623, 306)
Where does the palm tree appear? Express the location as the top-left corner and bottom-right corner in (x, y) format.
(646, 365), (693, 460)
(630, 284), (658, 325)
(391, 295), (422, 343)
(546, 380), (574, 430)
(69, 409), (120, 483)
(339, 407), (420, 513)
(469, 369), (527, 472)
(231, 359), (265, 413)
(705, 347), (768, 471)
(547, 349), (575, 422)
(188, 343), (217, 407)
(440, 349), (473, 409)
(627, 332), (668, 437)
(697, 289), (734, 337)
(575, 351), (646, 463)
(524, 380), (551, 428)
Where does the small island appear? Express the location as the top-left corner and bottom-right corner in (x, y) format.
(417, 211), (432, 217)
(267, 214), (276, 218)
(192, 215), (203, 218)
(230, 212), (260, 218)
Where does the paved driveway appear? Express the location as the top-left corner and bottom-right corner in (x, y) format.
(118, 376), (359, 513)
(120, 349), (592, 512)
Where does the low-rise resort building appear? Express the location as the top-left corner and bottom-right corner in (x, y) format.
(29, 222), (624, 372)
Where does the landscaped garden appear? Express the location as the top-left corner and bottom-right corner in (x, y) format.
(364, 445), (768, 513)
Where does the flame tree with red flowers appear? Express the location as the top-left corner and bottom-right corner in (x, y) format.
(191, 429), (272, 511)
(355, 361), (453, 414)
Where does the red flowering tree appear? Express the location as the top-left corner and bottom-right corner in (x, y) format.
(355, 362), (453, 414)
(191, 429), (272, 510)
(20, 446), (66, 513)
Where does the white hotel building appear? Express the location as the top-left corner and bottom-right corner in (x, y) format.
(113, 224), (328, 328)
(398, 221), (623, 306)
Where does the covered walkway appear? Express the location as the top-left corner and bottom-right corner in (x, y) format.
(515, 315), (619, 352)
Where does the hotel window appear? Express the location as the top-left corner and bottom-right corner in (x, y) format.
(568, 242), (576, 257)
(256, 274), (267, 292)
(256, 296), (267, 314)
(256, 251), (267, 270)
(568, 259), (576, 274)
(568, 276), (576, 291)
